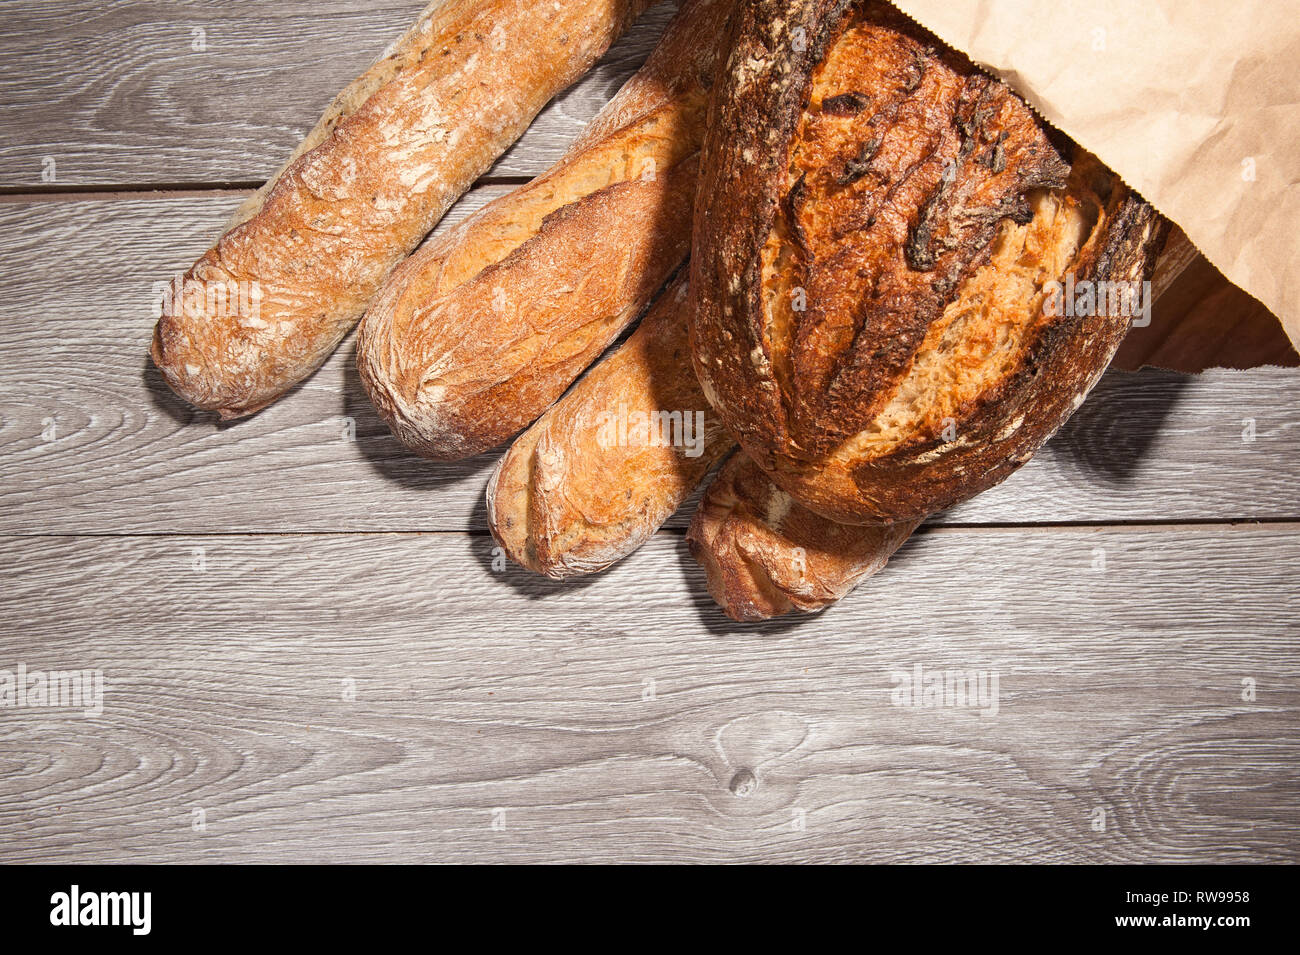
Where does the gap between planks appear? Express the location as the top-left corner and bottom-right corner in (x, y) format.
(0, 175), (536, 203)
(1, 521), (1296, 542)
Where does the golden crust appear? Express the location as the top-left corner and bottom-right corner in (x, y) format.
(690, 0), (1168, 523)
(687, 452), (920, 622)
(356, 0), (733, 460)
(151, 0), (655, 419)
(488, 272), (734, 578)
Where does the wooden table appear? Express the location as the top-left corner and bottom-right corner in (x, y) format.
(1, 1), (1297, 864)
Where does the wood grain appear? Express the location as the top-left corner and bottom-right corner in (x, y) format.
(0, 526), (1295, 863)
(0, 1), (675, 189)
(1, 0), (1297, 867)
(0, 193), (1297, 535)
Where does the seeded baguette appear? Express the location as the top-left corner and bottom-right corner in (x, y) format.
(687, 452), (921, 622)
(357, 0), (734, 460)
(151, 0), (656, 419)
(691, 0), (1167, 524)
(488, 272), (733, 578)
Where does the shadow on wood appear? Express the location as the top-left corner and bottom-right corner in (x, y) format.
(1040, 368), (1192, 486)
(339, 344), (499, 493)
(466, 492), (611, 602)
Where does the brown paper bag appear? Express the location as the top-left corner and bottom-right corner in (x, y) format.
(891, 0), (1300, 360)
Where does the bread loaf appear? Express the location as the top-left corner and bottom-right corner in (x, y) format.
(690, 0), (1167, 524)
(688, 452), (920, 621)
(357, 0), (733, 460)
(151, 0), (655, 419)
(487, 265), (914, 614)
(488, 272), (733, 578)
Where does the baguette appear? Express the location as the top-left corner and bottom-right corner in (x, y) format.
(690, 0), (1167, 524)
(357, 0), (733, 460)
(151, 0), (655, 419)
(488, 272), (733, 578)
(687, 452), (920, 622)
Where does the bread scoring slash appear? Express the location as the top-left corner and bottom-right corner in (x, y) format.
(690, 0), (1167, 524)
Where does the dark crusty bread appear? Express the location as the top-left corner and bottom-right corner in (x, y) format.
(690, 0), (1167, 523)
(488, 272), (733, 578)
(688, 451), (920, 621)
(151, 0), (656, 419)
(356, 0), (734, 460)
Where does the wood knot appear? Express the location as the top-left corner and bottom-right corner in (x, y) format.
(729, 769), (757, 797)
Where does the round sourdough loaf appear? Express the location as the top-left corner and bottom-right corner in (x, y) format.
(690, 0), (1167, 524)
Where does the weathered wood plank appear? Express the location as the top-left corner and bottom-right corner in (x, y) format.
(2, 0), (1294, 872)
(0, 1), (674, 188)
(0, 526), (1295, 863)
(0, 192), (1297, 534)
